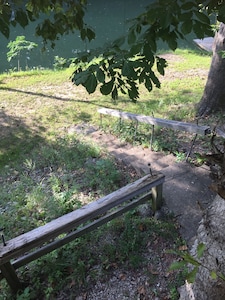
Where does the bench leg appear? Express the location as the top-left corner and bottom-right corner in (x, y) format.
(186, 133), (198, 161)
(151, 184), (163, 213)
(0, 262), (23, 293)
(150, 124), (155, 150)
(99, 113), (103, 128)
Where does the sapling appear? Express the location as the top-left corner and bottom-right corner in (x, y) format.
(7, 35), (38, 71)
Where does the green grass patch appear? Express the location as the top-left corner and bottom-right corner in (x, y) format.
(172, 49), (211, 71)
(0, 135), (130, 237)
(0, 48), (209, 299)
(0, 213), (186, 300)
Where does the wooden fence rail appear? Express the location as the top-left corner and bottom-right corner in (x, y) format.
(0, 173), (165, 293)
(98, 108), (211, 135)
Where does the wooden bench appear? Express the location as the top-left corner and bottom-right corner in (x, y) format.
(98, 108), (211, 135)
(98, 108), (212, 159)
(0, 173), (165, 293)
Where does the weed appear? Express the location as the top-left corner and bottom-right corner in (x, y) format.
(194, 152), (207, 166)
(175, 151), (186, 162)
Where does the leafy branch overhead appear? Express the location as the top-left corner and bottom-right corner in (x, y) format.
(0, 0), (95, 47)
(71, 0), (221, 101)
(1, 1), (225, 100)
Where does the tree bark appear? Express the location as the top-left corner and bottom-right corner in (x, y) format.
(197, 23), (225, 116)
(179, 194), (225, 300)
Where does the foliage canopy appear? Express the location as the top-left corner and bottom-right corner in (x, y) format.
(1, 1), (225, 100)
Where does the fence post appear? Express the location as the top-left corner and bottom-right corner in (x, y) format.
(151, 183), (163, 213)
(0, 262), (23, 293)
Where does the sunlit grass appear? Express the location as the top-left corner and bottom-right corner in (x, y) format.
(0, 48), (212, 166)
(172, 49), (211, 71)
(0, 49), (198, 299)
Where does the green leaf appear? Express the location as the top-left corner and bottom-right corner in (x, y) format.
(183, 254), (201, 266)
(145, 77), (152, 92)
(128, 82), (139, 100)
(122, 61), (137, 79)
(135, 24), (141, 34)
(100, 79), (114, 95)
(111, 86), (118, 100)
(120, 87), (126, 94)
(180, 12), (193, 22)
(181, 21), (193, 35)
(138, 69), (145, 84)
(186, 266), (198, 283)
(156, 57), (167, 76)
(194, 11), (210, 24)
(80, 28), (86, 40)
(181, 2), (196, 11)
(0, 18), (9, 38)
(128, 29), (136, 45)
(210, 271), (217, 280)
(84, 73), (97, 94)
(160, 12), (172, 29)
(197, 243), (205, 259)
(143, 43), (154, 61)
(218, 13), (225, 24)
(147, 37), (157, 53)
(193, 21), (206, 39)
(218, 272), (225, 281)
(146, 10), (156, 24)
(118, 78), (125, 86)
(86, 27), (95, 41)
(167, 32), (178, 51)
(16, 10), (29, 28)
(149, 71), (160, 88)
(112, 36), (125, 48)
(169, 260), (187, 271)
(96, 68), (105, 83)
(73, 70), (89, 85)
(130, 43), (142, 56)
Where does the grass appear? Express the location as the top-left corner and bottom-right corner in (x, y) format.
(1, 213), (186, 299)
(0, 48), (212, 298)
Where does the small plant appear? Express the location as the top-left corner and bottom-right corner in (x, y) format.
(194, 152), (207, 166)
(169, 242), (225, 283)
(174, 151), (186, 162)
(84, 158), (122, 194)
(53, 56), (72, 70)
(7, 35), (38, 71)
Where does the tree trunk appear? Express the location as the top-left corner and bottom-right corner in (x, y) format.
(179, 194), (225, 300)
(197, 23), (225, 116)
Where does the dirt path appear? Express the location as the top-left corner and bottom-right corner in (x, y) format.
(71, 123), (216, 246)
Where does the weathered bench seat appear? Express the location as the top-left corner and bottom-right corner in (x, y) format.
(0, 173), (165, 293)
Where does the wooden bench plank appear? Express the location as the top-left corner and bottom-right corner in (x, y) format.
(0, 173), (164, 265)
(215, 128), (225, 138)
(98, 108), (211, 135)
(11, 192), (152, 271)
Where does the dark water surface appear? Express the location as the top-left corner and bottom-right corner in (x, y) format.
(0, 1), (194, 72)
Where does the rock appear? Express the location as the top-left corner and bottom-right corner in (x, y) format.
(179, 194), (225, 300)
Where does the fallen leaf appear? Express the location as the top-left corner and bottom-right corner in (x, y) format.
(119, 273), (127, 280)
(179, 245), (188, 251)
(138, 285), (146, 295)
(148, 266), (159, 275)
(139, 223), (147, 231)
(69, 279), (76, 288)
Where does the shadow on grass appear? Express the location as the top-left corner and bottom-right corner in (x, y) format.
(0, 110), (131, 237)
(0, 86), (99, 105)
(0, 110), (45, 167)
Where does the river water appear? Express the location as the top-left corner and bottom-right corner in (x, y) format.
(0, 0), (194, 73)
